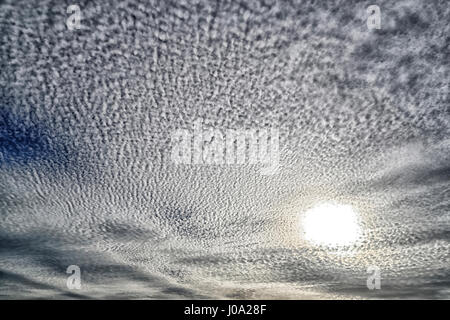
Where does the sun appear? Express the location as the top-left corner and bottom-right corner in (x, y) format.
(301, 203), (361, 247)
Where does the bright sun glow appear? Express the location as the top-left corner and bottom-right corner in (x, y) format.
(302, 203), (361, 247)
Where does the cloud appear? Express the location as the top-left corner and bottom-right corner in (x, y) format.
(0, 0), (448, 299)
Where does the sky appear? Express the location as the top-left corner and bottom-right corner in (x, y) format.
(0, 0), (449, 299)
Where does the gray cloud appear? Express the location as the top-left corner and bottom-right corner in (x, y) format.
(0, 0), (448, 299)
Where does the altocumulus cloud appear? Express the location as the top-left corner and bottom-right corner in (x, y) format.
(0, 0), (449, 299)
